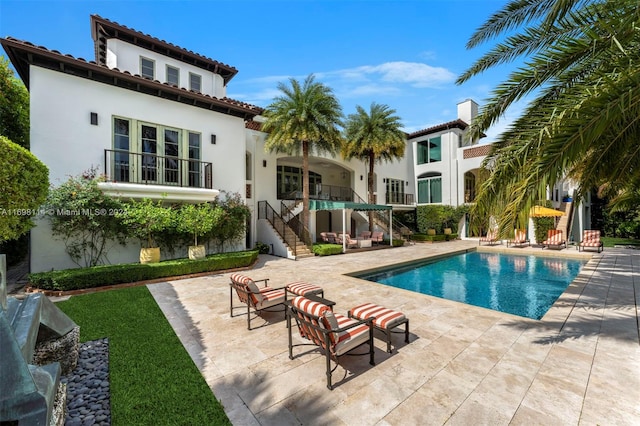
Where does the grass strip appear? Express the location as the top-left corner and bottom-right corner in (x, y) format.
(601, 237), (640, 247)
(56, 285), (231, 426)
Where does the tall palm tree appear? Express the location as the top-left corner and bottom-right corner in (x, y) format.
(342, 103), (406, 232)
(262, 74), (343, 231)
(457, 0), (640, 233)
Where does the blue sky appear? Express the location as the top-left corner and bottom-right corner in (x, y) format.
(0, 0), (519, 140)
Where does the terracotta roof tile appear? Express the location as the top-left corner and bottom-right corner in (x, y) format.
(91, 15), (238, 84)
(1, 37), (262, 119)
(407, 119), (468, 139)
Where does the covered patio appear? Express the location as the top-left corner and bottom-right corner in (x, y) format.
(310, 199), (393, 252)
(149, 242), (639, 425)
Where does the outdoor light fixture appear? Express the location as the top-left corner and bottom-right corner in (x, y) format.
(360, 175), (363, 181)
(90, 112), (98, 125)
(263, 160), (267, 167)
(211, 134), (217, 144)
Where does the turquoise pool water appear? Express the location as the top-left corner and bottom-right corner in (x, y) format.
(357, 252), (586, 320)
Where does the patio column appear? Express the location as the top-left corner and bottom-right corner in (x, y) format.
(389, 209), (393, 246)
(342, 208), (346, 253)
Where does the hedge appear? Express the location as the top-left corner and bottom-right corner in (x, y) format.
(312, 244), (343, 256)
(412, 233), (457, 242)
(29, 250), (258, 291)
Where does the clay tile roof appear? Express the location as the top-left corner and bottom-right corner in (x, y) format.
(0, 37), (262, 120)
(90, 14), (238, 85)
(407, 119), (468, 139)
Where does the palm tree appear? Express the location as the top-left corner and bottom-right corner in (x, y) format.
(342, 103), (405, 232)
(457, 0), (640, 233)
(262, 75), (343, 231)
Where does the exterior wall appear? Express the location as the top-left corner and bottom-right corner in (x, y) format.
(105, 39), (227, 97)
(412, 129), (460, 206)
(29, 66), (246, 272)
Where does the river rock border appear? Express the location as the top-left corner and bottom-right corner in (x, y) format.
(62, 338), (111, 425)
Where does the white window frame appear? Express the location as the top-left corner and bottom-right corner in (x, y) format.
(166, 65), (180, 86)
(140, 56), (155, 79)
(189, 72), (202, 92)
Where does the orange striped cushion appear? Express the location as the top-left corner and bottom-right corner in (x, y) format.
(286, 281), (323, 296)
(292, 296), (331, 346)
(350, 303), (406, 330)
(333, 313), (369, 343)
(230, 273), (262, 304)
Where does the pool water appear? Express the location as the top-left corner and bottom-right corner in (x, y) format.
(357, 252), (586, 320)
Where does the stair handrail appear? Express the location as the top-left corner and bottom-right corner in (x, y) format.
(258, 200), (299, 256)
(351, 190), (408, 239)
(280, 201), (313, 248)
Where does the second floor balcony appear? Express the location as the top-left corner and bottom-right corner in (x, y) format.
(103, 149), (212, 189)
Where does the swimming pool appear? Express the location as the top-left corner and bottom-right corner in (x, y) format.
(356, 251), (586, 320)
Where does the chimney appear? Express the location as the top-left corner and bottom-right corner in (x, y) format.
(457, 99), (478, 124)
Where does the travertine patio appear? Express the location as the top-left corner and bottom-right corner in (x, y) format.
(148, 241), (640, 425)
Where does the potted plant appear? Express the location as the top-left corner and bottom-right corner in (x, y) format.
(120, 198), (173, 263)
(177, 203), (217, 260)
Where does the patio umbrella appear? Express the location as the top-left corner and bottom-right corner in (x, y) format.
(530, 205), (564, 217)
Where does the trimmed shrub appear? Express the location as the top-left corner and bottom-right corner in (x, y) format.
(29, 250), (258, 291)
(312, 244), (343, 256)
(0, 135), (49, 242)
(411, 233), (448, 242)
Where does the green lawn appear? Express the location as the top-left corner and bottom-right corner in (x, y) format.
(601, 237), (640, 247)
(57, 286), (231, 426)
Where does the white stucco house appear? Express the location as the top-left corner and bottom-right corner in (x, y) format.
(1, 15), (588, 272)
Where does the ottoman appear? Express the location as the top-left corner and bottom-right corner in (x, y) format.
(348, 303), (409, 353)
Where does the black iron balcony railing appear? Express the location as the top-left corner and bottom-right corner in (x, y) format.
(386, 192), (415, 205)
(104, 149), (212, 189)
(278, 184), (353, 202)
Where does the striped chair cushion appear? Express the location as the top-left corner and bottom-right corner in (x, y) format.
(544, 230), (563, 245)
(331, 313), (371, 356)
(258, 288), (285, 308)
(582, 230), (601, 246)
(350, 303), (406, 330)
(514, 229), (527, 242)
(292, 296), (331, 346)
(230, 273), (263, 304)
(286, 281), (323, 297)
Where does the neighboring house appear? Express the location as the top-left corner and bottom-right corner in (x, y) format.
(1, 15), (588, 272)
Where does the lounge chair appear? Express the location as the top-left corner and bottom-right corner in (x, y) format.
(358, 231), (372, 240)
(542, 229), (566, 250)
(479, 229), (500, 246)
(229, 273), (286, 330)
(320, 232), (339, 244)
(337, 233), (358, 248)
(507, 229), (530, 247)
(371, 231), (384, 245)
(286, 296), (375, 390)
(578, 230), (603, 253)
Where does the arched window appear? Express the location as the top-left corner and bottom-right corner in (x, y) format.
(417, 172), (442, 204)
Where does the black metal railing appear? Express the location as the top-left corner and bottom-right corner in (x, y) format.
(104, 149), (212, 189)
(385, 192), (415, 205)
(280, 201), (312, 248)
(352, 190), (410, 240)
(259, 200), (308, 256)
(278, 184), (353, 202)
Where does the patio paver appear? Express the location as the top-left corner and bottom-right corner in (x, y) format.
(148, 242), (640, 425)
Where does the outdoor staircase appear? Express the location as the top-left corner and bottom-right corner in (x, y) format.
(271, 215), (314, 259)
(556, 201), (573, 241)
(257, 201), (314, 260)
